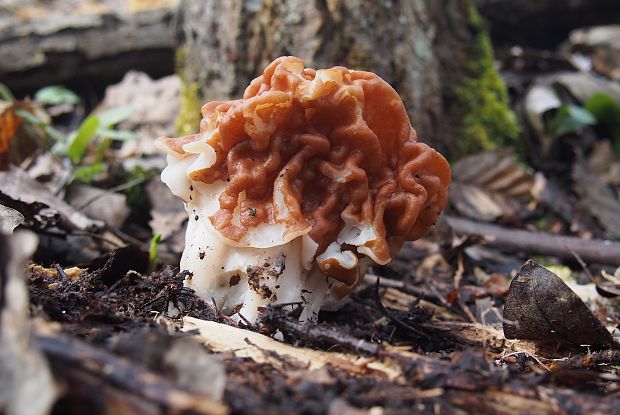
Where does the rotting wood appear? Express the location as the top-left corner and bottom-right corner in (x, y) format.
(445, 215), (620, 265)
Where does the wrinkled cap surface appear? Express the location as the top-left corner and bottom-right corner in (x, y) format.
(158, 56), (450, 289)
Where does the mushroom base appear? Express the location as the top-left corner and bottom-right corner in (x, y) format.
(180, 197), (339, 323)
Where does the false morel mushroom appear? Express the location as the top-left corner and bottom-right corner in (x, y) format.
(157, 56), (451, 322)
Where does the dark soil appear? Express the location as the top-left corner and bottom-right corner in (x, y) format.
(24, 238), (620, 415)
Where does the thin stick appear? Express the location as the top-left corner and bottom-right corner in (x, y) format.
(77, 175), (151, 210)
(445, 215), (620, 266)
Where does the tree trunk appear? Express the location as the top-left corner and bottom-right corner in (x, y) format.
(176, 0), (518, 159)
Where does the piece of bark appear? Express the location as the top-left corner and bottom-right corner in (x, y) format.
(34, 321), (228, 415)
(445, 215), (620, 266)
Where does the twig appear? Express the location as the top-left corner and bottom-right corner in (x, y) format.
(107, 226), (147, 248)
(547, 349), (620, 370)
(450, 255), (476, 323)
(445, 215), (620, 266)
(373, 278), (432, 342)
(363, 274), (442, 304)
(261, 316), (381, 356)
(77, 175), (151, 210)
(571, 250), (594, 282)
(53, 263), (68, 281)
(500, 351), (550, 372)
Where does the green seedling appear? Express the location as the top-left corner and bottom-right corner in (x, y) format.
(148, 233), (162, 274)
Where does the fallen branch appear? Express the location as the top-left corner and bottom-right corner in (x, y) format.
(261, 315), (382, 356)
(445, 215), (620, 265)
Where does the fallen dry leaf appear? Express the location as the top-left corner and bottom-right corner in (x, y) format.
(0, 203), (24, 233)
(0, 167), (102, 231)
(503, 260), (614, 348)
(147, 176), (186, 253)
(587, 140), (620, 186)
(530, 172), (576, 224)
(551, 72), (620, 104)
(523, 84), (562, 158)
(572, 158), (620, 238)
(450, 150), (534, 222)
(65, 182), (130, 229)
(100, 71), (180, 157)
(569, 25), (620, 81)
(109, 328), (226, 401)
(0, 103), (22, 171)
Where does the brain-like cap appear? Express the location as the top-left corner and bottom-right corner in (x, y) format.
(159, 56), (450, 293)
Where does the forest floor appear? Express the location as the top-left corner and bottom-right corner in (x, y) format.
(2, 6), (620, 415)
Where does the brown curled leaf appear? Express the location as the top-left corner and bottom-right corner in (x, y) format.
(503, 260), (614, 349)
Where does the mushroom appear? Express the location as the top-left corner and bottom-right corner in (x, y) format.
(156, 56), (450, 323)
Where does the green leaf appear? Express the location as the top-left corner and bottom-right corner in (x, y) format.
(15, 108), (67, 143)
(97, 128), (139, 141)
(0, 83), (15, 102)
(585, 92), (620, 155)
(72, 162), (104, 183)
(549, 104), (597, 137)
(585, 92), (618, 119)
(148, 233), (161, 274)
(67, 115), (100, 163)
(97, 106), (134, 127)
(34, 85), (79, 106)
(14, 108), (45, 126)
(43, 125), (67, 143)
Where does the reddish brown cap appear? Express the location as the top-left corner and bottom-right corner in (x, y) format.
(158, 56), (451, 291)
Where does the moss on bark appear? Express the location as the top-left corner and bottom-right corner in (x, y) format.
(453, 5), (519, 155)
(175, 48), (202, 136)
